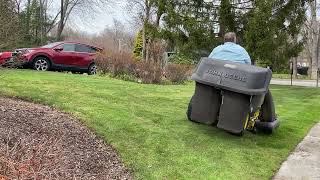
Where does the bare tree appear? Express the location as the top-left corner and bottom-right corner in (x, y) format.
(64, 19), (135, 53)
(304, 0), (320, 79)
(125, 0), (168, 62)
(14, 0), (24, 13)
(39, 0), (49, 43)
(126, 0), (158, 61)
(56, 0), (112, 40)
(26, 0), (31, 37)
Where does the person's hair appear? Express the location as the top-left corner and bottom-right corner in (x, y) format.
(224, 32), (237, 43)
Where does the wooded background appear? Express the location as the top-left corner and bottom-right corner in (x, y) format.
(1, 0), (320, 78)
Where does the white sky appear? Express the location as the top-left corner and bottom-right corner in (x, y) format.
(73, 10), (129, 34)
(50, 0), (131, 34)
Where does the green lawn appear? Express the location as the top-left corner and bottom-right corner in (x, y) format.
(0, 70), (319, 180)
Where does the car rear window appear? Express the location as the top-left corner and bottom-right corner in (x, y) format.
(76, 44), (97, 53)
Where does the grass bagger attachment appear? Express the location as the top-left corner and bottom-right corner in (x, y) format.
(187, 58), (280, 136)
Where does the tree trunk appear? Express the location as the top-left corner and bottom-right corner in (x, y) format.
(44, 0), (48, 40)
(39, 0), (43, 44)
(142, 24), (147, 60)
(316, 28), (320, 80)
(16, 0), (21, 14)
(307, 56), (312, 78)
(293, 57), (298, 79)
(142, 0), (151, 61)
(26, 0), (31, 38)
(309, 0), (319, 79)
(57, 0), (65, 40)
(311, 51), (318, 79)
(311, 29), (320, 79)
(146, 40), (149, 62)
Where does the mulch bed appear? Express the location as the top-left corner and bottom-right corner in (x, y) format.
(0, 97), (132, 179)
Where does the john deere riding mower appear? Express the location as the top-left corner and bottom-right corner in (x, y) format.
(187, 58), (280, 136)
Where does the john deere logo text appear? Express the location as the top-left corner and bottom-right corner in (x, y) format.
(206, 69), (247, 82)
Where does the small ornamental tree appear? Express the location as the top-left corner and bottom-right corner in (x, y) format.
(133, 30), (143, 59)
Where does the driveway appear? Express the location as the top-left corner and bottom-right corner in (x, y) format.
(271, 79), (319, 87)
(273, 123), (320, 180)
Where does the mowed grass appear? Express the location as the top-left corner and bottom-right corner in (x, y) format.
(0, 69), (320, 180)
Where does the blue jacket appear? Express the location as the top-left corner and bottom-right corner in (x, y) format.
(208, 42), (252, 65)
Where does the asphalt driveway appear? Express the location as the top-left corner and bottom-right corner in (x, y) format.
(271, 79), (319, 87)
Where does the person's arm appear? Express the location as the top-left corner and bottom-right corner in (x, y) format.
(208, 46), (221, 59)
(243, 50), (252, 65)
(208, 48), (216, 58)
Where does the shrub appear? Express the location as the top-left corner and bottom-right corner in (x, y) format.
(165, 64), (191, 84)
(135, 61), (163, 84)
(1, 56), (25, 69)
(96, 51), (137, 77)
(148, 39), (167, 65)
(96, 51), (192, 84)
(168, 54), (197, 65)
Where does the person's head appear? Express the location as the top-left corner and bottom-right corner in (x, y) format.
(224, 32), (237, 43)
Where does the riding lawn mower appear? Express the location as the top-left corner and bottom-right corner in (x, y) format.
(187, 58), (280, 136)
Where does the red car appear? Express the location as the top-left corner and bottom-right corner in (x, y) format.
(0, 52), (13, 65)
(14, 42), (102, 75)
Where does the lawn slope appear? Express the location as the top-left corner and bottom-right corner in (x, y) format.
(0, 70), (319, 180)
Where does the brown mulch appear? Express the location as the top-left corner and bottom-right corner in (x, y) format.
(0, 97), (133, 180)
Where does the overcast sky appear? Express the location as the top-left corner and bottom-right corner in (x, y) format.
(77, 2), (131, 34)
(74, 10), (129, 34)
(50, 0), (131, 34)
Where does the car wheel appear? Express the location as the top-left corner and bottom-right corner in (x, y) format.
(88, 63), (97, 75)
(33, 57), (50, 71)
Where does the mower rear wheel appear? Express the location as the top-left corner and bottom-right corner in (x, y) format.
(187, 96), (193, 121)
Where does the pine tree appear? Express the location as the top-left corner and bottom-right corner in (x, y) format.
(219, 0), (236, 36)
(243, 0), (306, 71)
(0, 0), (22, 50)
(161, 0), (219, 58)
(19, 0), (52, 47)
(159, 0), (306, 69)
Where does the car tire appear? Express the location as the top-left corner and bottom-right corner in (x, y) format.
(88, 63), (97, 75)
(33, 57), (50, 71)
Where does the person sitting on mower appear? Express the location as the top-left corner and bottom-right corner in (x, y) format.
(209, 32), (251, 65)
(208, 32), (277, 127)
